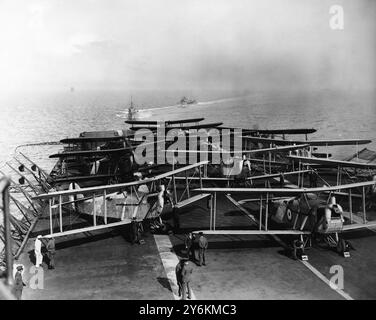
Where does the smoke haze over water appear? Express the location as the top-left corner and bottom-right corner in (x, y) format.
(0, 0), (375, 97)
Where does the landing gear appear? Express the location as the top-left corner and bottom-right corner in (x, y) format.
(336, 238), (351, 258)
(319, 232), (351, 258)
(336, 238), (345, 254)
(292, 236), (310, 261)
(149, 218), (169, 234)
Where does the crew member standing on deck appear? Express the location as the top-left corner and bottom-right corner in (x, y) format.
(131, 217), (143, 244)
(155, 185), (165, 226)
(150, 184), (165, 231)
(185, 232), (195, 261)
(46, 237), (56, 269)
(13, 265), (26, 300)
(175, 259), (184, 297)
(34, 235), (43, 268)
(198, 232), (208, 266)
(61, 160), (67, 176)
(292, 239), (305, 260)
(181, 260), (193, 300)
(130, 217), (138, 244)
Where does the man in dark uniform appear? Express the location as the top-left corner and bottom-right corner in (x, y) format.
(181, 260), (193, 300)
(184, 233), (195, 261)
(13, 265), (26, 300)
(292, 239), (305, 260)
(175, 259), (184, 297)
(131, 218), (140, 244)
(198, 232), (208, 266)
(46, 237), (56, 269)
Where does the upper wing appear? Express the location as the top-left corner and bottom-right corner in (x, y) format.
(49, 147), (132, 158)
(194, 180), (376, 195)
(242, 136), (371, 146)
(125, 118), (205, 126)
(288, 155), (376, 169)
(342, 221), (376, 232)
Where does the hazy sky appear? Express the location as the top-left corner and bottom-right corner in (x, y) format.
(0, 0), (375, 94)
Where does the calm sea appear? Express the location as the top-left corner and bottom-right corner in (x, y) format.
(0, 88), (375, 173)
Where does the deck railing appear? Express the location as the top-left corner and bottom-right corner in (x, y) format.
(0, 176), (15, 299)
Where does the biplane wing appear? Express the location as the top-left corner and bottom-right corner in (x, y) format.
(194, 180), (376, 195)
(243, 144), (309, 154)
(221, 127), (317, 135)
(246, 170), (311, 181)
(301, 139), (372, 146)
(242, 136), (295, 145)
(130, 122), (223, 131)
(243, 136), (371, 146)
(52, 139), (165, 158)
(247, 158), (288, 166)
(163, 144), (309, 155)
(192, 230), (310, 235)
(49, 147), (132, 158)
(251, 128), (316, 135)
(342, 221), (376, 232)
(126, 120), (159, 125)
(53, 174), (118, 183)
(288, 155), (376, 169)
(60, 136), (126, 144)
(125, 118), (205, 126)
(33, 160), (209, 199)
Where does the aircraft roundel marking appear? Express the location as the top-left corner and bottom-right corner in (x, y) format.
(286, 209), (293, 222)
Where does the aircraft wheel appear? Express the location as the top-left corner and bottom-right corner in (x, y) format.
(336, 238), (346, 254)
(346, 240), (354, 251)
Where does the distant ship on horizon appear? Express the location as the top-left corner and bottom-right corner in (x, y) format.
(127, 97), (139, 121)
(179, 96), (197, 105)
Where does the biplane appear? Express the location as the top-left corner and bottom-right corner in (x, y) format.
(242, 136), (372, 147)
(48, 119), (228, 188)
(239, 135), (376, 183)
(192, 178), (376, 259)
(48, 129), (173, 188)
(242, 135), (372, 164)
(31, 161), (212, 238)
(48, 130), (132, 185)
(163, 143), (310, 182)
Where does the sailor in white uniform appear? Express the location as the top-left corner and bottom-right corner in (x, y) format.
(34, 235), (43, 268)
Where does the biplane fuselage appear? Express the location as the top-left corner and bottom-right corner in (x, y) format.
(50, 130), (137, 188)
